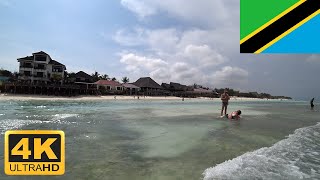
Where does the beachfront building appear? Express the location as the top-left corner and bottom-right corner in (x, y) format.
(186, 88), (219, 98)
(72, 71), (94, 83)
(133, 77), (163, 96)
(17, 51), (66, 84)
(95, 80), (124, 94)
(162, 82), (194, 92)
(122, 83), (140, 95)
(161, 82), (194, 96)
(68, 71), (97, 94)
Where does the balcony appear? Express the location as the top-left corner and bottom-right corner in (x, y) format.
(34, 66), (46, 70)
(33, 74), (47, 78)
(33, 67), (46, 72)
(33, 75), (48, 81)
(19, 73), (32, 77)
(20, 65), (33, 68)
(19, 65), (33, 71)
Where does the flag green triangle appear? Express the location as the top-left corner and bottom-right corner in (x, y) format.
(240, 0), (300, 40)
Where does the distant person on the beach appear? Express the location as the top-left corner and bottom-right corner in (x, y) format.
(225, 110), (242, 120)
(311, 98), (315, 110)
(220, 89), (230, 117)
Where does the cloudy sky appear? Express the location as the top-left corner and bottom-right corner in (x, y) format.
(0, 0), (319, 99)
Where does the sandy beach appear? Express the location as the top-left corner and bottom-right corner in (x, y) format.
(0, 94), (287, 101)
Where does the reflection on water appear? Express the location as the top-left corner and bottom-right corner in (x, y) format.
(0, 99), (318, 180)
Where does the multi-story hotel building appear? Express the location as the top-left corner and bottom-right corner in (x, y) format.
(17, 51), (66, 84)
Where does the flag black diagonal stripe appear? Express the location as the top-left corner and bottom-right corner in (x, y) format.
(241, 0), (320, 53)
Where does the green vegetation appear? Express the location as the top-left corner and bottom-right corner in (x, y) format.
(122, 77), (129, 83)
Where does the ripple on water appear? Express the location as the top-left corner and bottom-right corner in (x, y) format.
(0, 119), (43, 134)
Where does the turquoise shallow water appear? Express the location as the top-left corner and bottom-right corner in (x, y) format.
(0, 99), (319, 180)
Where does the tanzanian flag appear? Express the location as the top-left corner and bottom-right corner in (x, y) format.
(240, 0), (320, 53)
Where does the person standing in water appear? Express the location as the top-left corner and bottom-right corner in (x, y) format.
(220, 89), (230, 117)
(311, 98), (315, 110)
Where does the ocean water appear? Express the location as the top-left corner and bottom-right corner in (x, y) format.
(0, 98), (319, 180)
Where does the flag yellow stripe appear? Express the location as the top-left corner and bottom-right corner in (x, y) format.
(255, 9), (320, 53)
(240, 0), (306, 45)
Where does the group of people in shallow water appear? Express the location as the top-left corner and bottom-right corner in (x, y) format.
(220, 88), (242, 120)
(219, 88), (316, 120)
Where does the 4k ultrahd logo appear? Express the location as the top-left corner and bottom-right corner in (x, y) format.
(4, 130), (65, 175)
(240, 0), (320, 53)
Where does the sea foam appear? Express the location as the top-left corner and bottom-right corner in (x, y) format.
(203, 123), (320, 180)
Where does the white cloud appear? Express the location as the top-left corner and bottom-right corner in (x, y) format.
(150, 68), (170, 80)
(147, 28), (179, 54)
(120, 0), (239, 27)
(116, 0), (262, 90)
(112, 28), (179, 53)
(120, 53), (168, 73)
(183, 44), (227, 67)
(112, 28), (147, 46)
(119, 53), (231, 87)
(120, 0), (156, 18)
(113, 27), (229, 65)
(212, 66), (249, 88)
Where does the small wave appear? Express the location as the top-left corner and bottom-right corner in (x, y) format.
(203, 123), (320, 180)
(52, 114), (79, 120)
(51, 114), (80, 124)
(0, 114), (4, 116)
(35, 105), (47, 109)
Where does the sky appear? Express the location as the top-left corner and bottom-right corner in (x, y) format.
(0, 0), (319, 99)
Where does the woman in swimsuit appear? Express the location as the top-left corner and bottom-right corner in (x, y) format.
(225, 110), (241, 120)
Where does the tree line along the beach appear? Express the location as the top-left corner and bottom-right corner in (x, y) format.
(0, 68), (292, 100)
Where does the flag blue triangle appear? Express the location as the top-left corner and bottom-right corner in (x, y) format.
(263, 14), (320, 53)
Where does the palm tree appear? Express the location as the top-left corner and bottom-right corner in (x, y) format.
(111, 77), (117, 81)
(99, 74), (109, 80)
(122, 77), (129, 83)
(92, 71), (100, 82)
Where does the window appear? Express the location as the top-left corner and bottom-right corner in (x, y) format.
(37, 64), (45, 69)
(35, 55), (46, 61)
(25, 63), (32, 68)
(53, 66), (62, 72)
(37, 72), (44, 77)
(106, 86), (111, 90)
(24, 71), (31, 76)
(117, 87), (122, 91)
